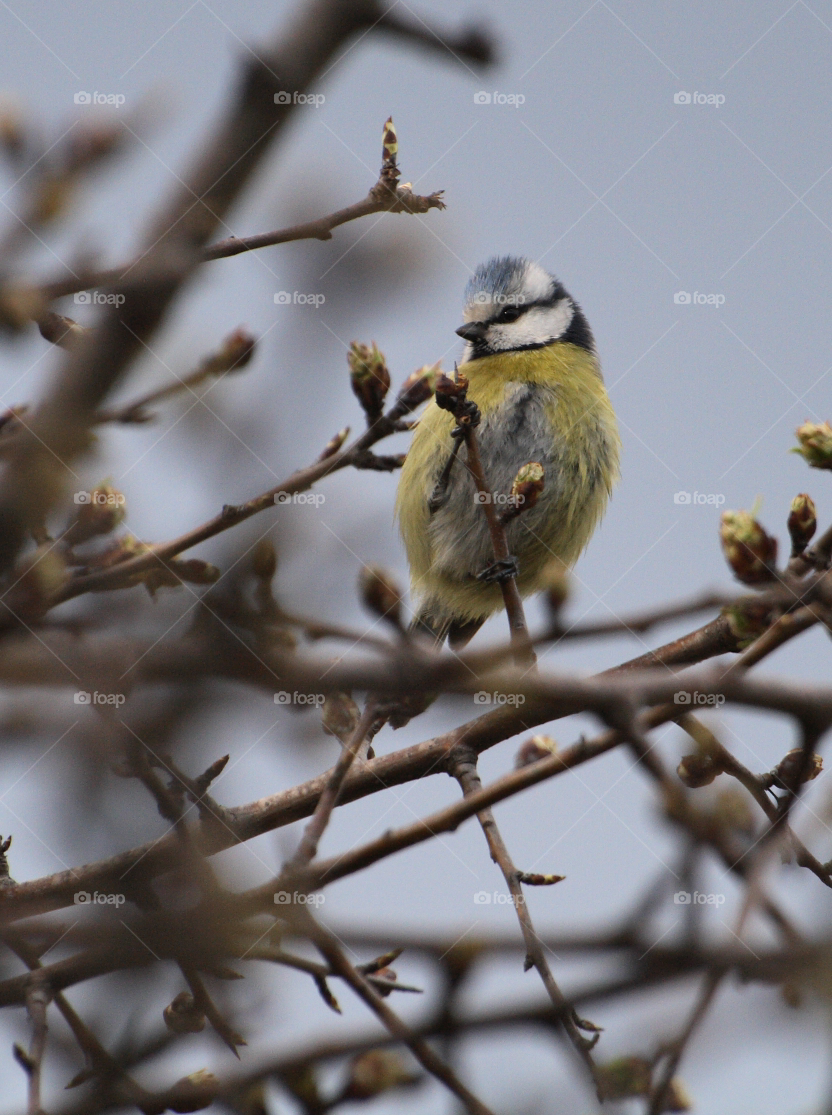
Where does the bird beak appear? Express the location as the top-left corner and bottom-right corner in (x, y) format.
(455, 321), (487, 342)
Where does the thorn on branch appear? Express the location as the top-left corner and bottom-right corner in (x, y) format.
(0, 834), (14, 887)
(314, 974), (342, 1014)
(193, 755), (229, 796)
(357, 948), (404, 975)
(317, 425), (350, 461)
(12, 1042), (33, 1073)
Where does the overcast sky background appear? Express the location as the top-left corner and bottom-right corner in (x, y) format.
(1, 1), (832, 1112)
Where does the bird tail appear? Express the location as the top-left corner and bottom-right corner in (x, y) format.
(411, 609), (484, 651)
(372, 611), (487, 735)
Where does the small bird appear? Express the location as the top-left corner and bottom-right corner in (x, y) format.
(396, 256), (620, 649)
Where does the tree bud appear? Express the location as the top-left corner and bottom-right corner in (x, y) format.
(344, 1050), (418, 1099)
(771, 747), (823, 789)
(163, 991), (206, 1034)
(719, 509), (778, 584)
(787, 493), (816, 555)
(349, 342), (390, 422)
(515, 735), (557, 768)
(793, 420), (832, 469)
(396, 364), (438, 413)
(359, 565), (403, 629)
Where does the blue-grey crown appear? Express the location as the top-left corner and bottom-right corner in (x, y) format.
(464, 256), (556, 307)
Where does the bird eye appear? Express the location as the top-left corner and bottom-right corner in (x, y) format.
(497, 305), (522, 323)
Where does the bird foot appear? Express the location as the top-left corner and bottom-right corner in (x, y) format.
(476, 556), (519, 584)
(450, 399), (481, 438)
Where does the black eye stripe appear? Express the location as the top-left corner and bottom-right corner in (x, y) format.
(491, 304), (527, 324)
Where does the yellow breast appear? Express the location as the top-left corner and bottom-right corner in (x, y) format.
(396, 344), (620, 623)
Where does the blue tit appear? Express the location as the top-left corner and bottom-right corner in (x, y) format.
(396, 256), (620, 648)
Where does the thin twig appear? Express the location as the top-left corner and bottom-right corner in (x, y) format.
(53, 400), (409, 603)
(24, 976), (49, 1115)
(463, 424), (535, 666)
(38, 185), (446, 304)
(648, 971), (722, 1114)
(288, 702), (377, 869)
(300, 906), (496, 1115)
(450, 747), (600, 1093)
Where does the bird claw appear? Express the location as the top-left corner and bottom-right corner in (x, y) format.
(476, 556), (519, 584)
(450, 399), (481, 438)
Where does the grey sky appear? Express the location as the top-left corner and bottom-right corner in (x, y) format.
(0, 1), (831, 1111)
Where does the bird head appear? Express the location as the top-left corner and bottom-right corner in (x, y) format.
(456, 256), (594, 361)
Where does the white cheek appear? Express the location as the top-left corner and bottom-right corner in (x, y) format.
(491, 301), (573, 349)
